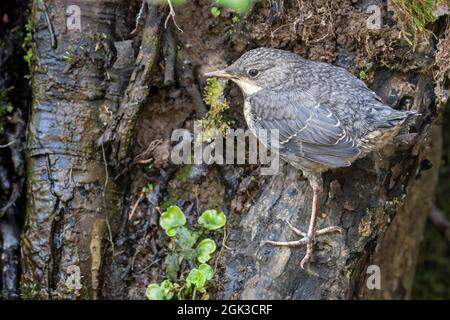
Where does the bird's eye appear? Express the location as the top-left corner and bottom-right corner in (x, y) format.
(248, 69), (259, 77)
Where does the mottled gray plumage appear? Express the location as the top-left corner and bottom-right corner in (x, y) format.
(205, 47), (417, 269)
(220, 48), (417, 173)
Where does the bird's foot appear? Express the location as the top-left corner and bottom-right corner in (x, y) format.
(262, 221), (342, 269)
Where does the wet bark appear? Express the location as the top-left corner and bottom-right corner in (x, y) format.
(20, 0), (163, 299)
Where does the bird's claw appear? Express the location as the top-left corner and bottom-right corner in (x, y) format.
(262, 221), (342, 269)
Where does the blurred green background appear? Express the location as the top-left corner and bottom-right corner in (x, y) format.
(412, 103), (450, 299)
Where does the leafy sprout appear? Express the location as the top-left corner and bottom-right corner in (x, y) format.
(186, 264), (214, 291)
(22, 17), (34, 78)
(159, 205), (187, 236)
(147, 205), (227, 300)
(359, 70), (367, 81)
(196, 239), (217, 263)
(146, 280), (175, 300)
(142, 183), (154, 193)
(198, 209), (227, 230)
(211, 7), (221, 17)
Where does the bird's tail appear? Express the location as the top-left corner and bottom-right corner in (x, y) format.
(375, 109), (420, 128)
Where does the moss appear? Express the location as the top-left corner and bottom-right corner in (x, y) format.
(160, 165), (193, 210)
(198, 77), (230, 143)
(358, 61), (374, 82)
(175, 164), (192, 182)
(22, 15), (34, 77)
(162, 166), (225, 214)
(391, 0), (443, 47)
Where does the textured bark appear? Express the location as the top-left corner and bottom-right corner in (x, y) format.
(359, 126), (441, 299)
(20, 0), (163, 299)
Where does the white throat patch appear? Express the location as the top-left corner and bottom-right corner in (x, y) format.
(232, 78), (263, 95)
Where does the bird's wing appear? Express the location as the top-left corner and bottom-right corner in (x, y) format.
(248, 89), (360, 168)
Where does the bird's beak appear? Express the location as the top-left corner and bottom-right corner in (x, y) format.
(204, 68), (235, 79)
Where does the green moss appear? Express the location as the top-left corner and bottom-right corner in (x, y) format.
(392, 0), (443, 46)
(358, 61), (374, 81)
(211, 6), (221, 17)
(175, 164), (192, 182)
(22, 16), (34, 78)
(199, 77), (230, 143)
(160, 165), (193, 210)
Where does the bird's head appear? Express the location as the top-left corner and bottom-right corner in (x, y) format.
(204, 48), (301, 96)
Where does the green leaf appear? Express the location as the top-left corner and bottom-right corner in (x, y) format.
(176, 226), (200, 250)
(180, 248), (196, 261)
(198, 263), (214, 281)
(359, 70), (367, 80)
(23, 48), (33, 67)
(186, 268), (207, 290)
(196, 238), (217, 263)
(164, 253), (181, 281)
(146, 284), (164, 300)
(217, 0), (252, 14)
(198, 210), (226, 230)
(160, 205), (186, 236)
(142, 183), (154, 193)
(160, 280), (174, 300)
(211, 7), (221, 17)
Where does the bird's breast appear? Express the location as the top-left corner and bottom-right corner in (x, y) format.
(243, 99), (259, 134)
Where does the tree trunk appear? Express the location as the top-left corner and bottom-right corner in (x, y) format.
(17, 0), (448, 300)
(20, 0), (163, 299)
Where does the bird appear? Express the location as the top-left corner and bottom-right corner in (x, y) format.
(204, 47), (418, 269)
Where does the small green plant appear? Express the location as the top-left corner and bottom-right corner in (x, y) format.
(142, 183), (154, 193)
(199, 77), (230, 142)
(214, 0), (253, 15)
(63, 49), (74, 62)
(146, 205), (227, 300)
(23, 48), (33, 68)
(211, 6), (221, 17)
(359, 70), (367, 80)
(22, 17), (34, 78)
(358, 61), (374, 81)
(146, 280), (175, 300)
(198, 209), (226, 230)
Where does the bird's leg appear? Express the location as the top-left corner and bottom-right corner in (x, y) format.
(301, 183), (323, 268)
(263, 175), (342, 269)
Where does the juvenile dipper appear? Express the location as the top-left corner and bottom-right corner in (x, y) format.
(205, 48), (417, 269)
